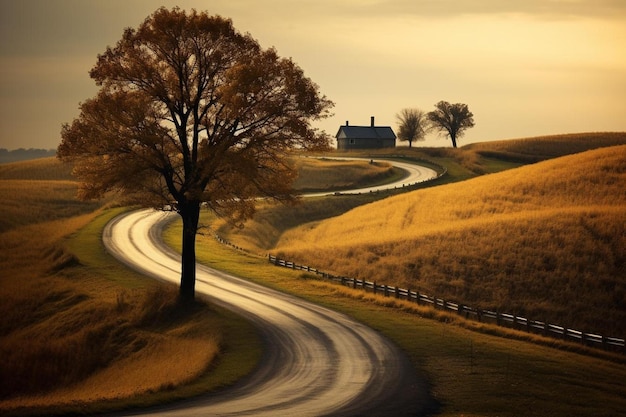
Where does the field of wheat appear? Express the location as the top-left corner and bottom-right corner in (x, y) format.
(274, 145), (626, 336)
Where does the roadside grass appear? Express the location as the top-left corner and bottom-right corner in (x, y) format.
(165, 216), (626, 417)
(0, 176), (260, 416)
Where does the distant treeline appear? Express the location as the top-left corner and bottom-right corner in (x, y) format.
(0, 148), (56, 164)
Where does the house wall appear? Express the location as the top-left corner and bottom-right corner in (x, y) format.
(337, 137), (396, 150)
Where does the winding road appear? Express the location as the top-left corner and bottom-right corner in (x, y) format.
(304, 157), (439, 197)
(103, 159), (438, 416)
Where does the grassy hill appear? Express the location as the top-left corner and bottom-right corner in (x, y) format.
(273, 145), (626, 337)
(0, 156), (73, 180)
(0, 158), (99, 233)
(463, 131), (626, 163)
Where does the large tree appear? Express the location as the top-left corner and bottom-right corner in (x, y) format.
(395, 108), (430, 148)
(427, 101), (475, 148)
(58, 7), (333, 301)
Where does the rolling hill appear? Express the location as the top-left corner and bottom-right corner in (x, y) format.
(274, 145), (626, 336)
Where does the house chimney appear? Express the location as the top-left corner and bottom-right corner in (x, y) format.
(370, 116), (375, 127)
(346, 120), (349, 126)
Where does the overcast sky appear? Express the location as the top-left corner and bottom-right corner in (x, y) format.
(1, 0), (625, 150)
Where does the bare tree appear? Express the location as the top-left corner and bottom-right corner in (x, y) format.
(396, 108), (430, 148)
(58, 7), (333, 301)
(427, 101), (475, 148)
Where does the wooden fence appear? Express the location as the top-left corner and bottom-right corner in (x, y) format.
(268, 255), (625, 352)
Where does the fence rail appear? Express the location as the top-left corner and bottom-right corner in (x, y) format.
(268, 255), (625, 352)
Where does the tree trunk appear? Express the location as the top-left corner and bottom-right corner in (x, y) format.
(179, 200), (200, 302)
(450, 133), (458, 148)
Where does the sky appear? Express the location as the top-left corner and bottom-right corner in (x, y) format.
(1, 0), (625, 150)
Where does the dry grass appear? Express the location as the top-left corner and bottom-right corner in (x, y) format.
(274, 145), (626, 336)
(179, 211), (626, 417)
(0, 212), (223, 412)
(291, 157), (397, 192)
(0, 155), (100, 233)
(0, 180), (100, 233)
(0, 157), (73, 180)
(0, 164), (228, 415)
(463, 131), (626, 163)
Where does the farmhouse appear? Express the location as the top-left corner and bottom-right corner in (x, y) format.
(336, 117), (396, 150)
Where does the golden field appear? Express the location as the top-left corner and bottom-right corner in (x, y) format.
(0, 158), (252, 416)
(2, 132), (625, 416)
(180, 134), (626, 416)
(291, 157), (399, 192)
(273, 144), (626, 337)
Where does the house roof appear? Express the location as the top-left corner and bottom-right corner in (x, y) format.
(336, 125), (396, 140)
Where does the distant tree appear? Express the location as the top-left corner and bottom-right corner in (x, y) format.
(396, 108), (430, 148)
(427, 101), (475, 148)
(58, 7), (333, 301)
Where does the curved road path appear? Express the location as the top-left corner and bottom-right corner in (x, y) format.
(103, 159), (437, 416)
(304, 157), (439, 197)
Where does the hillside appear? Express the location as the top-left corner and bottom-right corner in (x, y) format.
(0, 158), (98, 233)
(274, 145), (626, 336)
(0, 157), (73, 181)
(462, 131), (626, 163)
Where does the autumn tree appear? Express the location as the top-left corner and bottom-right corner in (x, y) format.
(427, 101), (475, 148)
(395, 108), (430, 148)
(58, 7), (333, 301)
